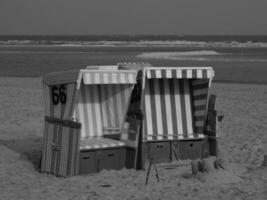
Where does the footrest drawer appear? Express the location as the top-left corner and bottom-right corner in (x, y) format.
(79, 151), (97, 174)
(147, 142), (171, 163)
(180, 140), (203, 160)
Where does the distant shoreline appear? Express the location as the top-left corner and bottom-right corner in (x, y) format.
(1, 44), (266, 85)
(1, 34), (267, 48)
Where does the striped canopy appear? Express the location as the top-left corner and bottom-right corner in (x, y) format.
(43, 68), (137, 86)
(146, 67), (214, 79)
(80, 70), (137, 85)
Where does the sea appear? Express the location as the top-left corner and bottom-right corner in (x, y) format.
(0, 35), (267, 84)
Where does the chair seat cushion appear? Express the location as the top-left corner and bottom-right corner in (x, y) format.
(80, 138), (126, 150)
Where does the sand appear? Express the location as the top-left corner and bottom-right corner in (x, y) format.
(0, 77), (267, 200)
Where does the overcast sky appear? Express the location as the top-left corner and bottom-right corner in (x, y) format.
(1, 0), (267, 35)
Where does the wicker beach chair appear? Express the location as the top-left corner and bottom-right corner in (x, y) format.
(41, 66), (138, 176)
(119, 63), (218, 168)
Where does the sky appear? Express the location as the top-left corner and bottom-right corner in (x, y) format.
(0, 0), (267, 35)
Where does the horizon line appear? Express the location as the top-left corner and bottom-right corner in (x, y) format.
(0, 34), (267, 37)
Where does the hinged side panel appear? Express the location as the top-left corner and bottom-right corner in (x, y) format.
(41, 116), (81, 177)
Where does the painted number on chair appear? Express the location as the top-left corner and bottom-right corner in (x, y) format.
(52, 85), (67, 105)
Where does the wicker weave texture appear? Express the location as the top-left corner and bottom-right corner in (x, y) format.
(41, 117), (81, 177)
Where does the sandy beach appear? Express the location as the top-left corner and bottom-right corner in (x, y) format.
(0, 77), (267, 200)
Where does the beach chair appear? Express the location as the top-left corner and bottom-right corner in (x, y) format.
(119, 62), (218, 168)
(41, 66), (137, 176)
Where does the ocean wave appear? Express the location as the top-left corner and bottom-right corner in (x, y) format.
(1, 39), (267, 48)
(137, 51), (267, 62)
(137, 50), (220, 60)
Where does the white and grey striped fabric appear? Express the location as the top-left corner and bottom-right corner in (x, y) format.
(71, 68), (137, 138)
(191, 79), (210, 135)
(143, 79), (205, 141)
(43, 69), (137, 86)
(146, 67), (214, 79)
(80, 138), (126, 150)
(100, 84), (133, 135)
(82, 70), (136, 84)
(73, 83), (134, 138)
(73, 83), (103, 138)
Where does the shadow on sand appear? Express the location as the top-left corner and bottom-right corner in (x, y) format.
(0, 136), (43, 170)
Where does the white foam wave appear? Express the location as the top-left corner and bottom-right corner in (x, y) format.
(137, 51), (267, 62)
(137, 50), (220, 60)
(1, 40), (267, 48)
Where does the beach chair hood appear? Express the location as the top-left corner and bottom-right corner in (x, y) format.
(74, 69), (137, 138)
(119, 63), (215, 141)
(143, 67), (214, 141)
(42, 67), (138, 137)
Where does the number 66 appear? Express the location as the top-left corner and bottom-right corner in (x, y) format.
(52, 85), (67, 105)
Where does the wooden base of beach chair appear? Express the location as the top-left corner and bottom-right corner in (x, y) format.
(79, 147), (126, 174)
(179, 140), (203, 160)
(140, 139), (209, 169)
(202, 138), (210, 158)
(79, 151), (97, 174)
(208, 138), (218, 156)
(125, 147), (136, 169)
(147, 141), (172, 163)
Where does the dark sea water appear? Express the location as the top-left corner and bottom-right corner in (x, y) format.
(0, 35), (267, 84)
